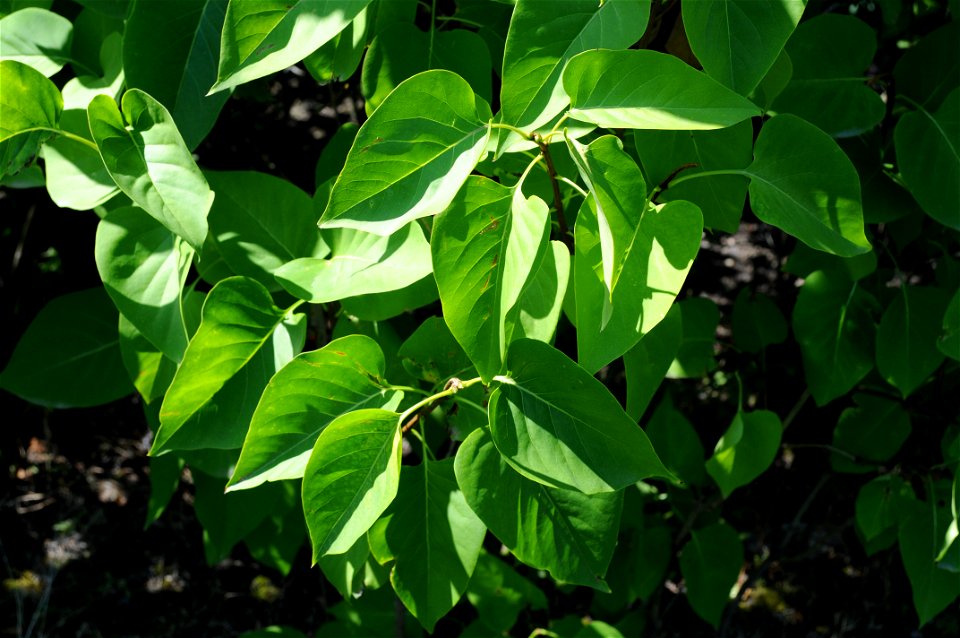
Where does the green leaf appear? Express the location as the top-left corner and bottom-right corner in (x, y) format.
(744, 114), (871, 256)
(575, 199), (702, 373)
(367, 458), (486, 632)
(731, 289), (787, 353)
(634, 121), (753, 233)
(682, 0), (807, 95)
(144, 454), (184, 528)
(772, 14), (884, 137)
(793, 270), (878, 405)
(0, 60), (62, 179)
(398, 317), (473, 385)
(95, 206), (194, 362)
(565, 134), (646, 297)
(939, 289), (960, 361)
(831, 394), (911, 473)
(229, 335), (402, 491)
(152, 277), (291, 454)
(244, 480), (307, 576)
(123, 0), (230, 149)
(205, 171), (329, 291)
(705, 410), (782, 499)
(516, 240), (570, 345)
(314, 122), (357, 187)
(0, 8), (72, 76)
(899, 500), (960, 626)
(0, 288), (132, 408)
(118, 315), (178, 404)
(212, 0), (373, 93)
(750, 49), (793, 110)
(499, 0), (651, 132)
(456, 428), (622, 590)
(666, 297), (719, 379)
(302, 408), (402, 562)
(61, 31), (124, 110)
(0, 1), (51, 18)
(563, 49), (761, 130)
(360, 23), (492, 113)
(87, 90), (214, 250)
(318, 70), (492, 235)
(855, 474), (915, 544)
(276, 222), (431, 303)
(624, 304), (683, 420)
(303, 3), (370, 86)
(876, 287), (949, 397)
(895, 88), (960, 230)
(679, 522), (743, 628)
(340, 275), (439, 321)
(893, 23), (959, 112)
(490, 339), (670, 494)
(318, 534), (369, 598)
(432, 176), (550, 382)
(466, 551), (547, 634)
(41, 110), (118, 210)
(646, 397), (706, 487)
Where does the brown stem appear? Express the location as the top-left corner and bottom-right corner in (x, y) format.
(652, 162), (699, 202)
(534, 135), (572, 249)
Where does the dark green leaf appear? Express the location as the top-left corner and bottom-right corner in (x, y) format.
(491, 339), (671, 493)
(732, 289), (787, 353)
(318, 70), (491, 235)
(563, 49), (761, 130)
(455, 428), (623, 590)
(229, 335), (402, 491)
(624, 304), (683, 420)
(646, 397), (706, 487)
(832, 394), (911, 473)
(855, 474), (915, 545)
(705, 410), (782, 498)
(667, 297), (719, 379)
(679, 522), (743, 628)
(398, 317), (473, 385)
(340, 275), (439, 321)
(466, 552), (547, 633)
(876, 287), (949, 397)
(894, 23), (959, 111)
(118, 314), (177, 404)
(368, 458), (485, 632)
(939, 289), (960, 361)
(302, 408), (401, 559)
(318, 534), (369, 598)
(793, 270), (878, 405)
(0, 288), (132, 408)
(899, 500), (960, 625)
(144, 451), (183, 528)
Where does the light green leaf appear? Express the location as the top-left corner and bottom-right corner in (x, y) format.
(432, 176), (550, 382)
(939, 289), (960, 361)
(565, 134), (646, 297)
(152, 277), (291, 454)
(705, 410), (782, 499)
(96, 206), (194, 362)
(745, 114), (871, 256)
(731, 289), (787, 353)
(490, 339), (670, 494)
(516, 240), (570, 345)
(87, 90), (214, 250)
(499, 0), (650, 132)
(773, 15), (884, 137)
(831, 394), (911, 473)
(682, 0), (807, 95)
(634, 121), (753, 233)
(205, 171), (329, 290)
(895, 88), (960, 230)
(228, 335), (402, 491)
(360, 23), (492, 113)
(575, 199), (702, 374)
(666, 297), (719, 379)
(276, 222), (431, 303)
(679, 522), (743, 628)
(899, 500), (960, 625)
(876, 287), (949, 397)
(0, 60), (62, 179)
(793, 270), (878, 405)
(302, 408), (401, 559)
(0, 8), (72, 76)
(646, 396), (706, 487)
(624, 303), (683, 420)
(123, 0), (230, 149)
(318, 70), (492, 235)
(61, 31), (124, 109)
(212, 0), (373, 93)
(563, 49), (761, 130)
(303, 3), (369, 85)
(118, 314), (177, 404)
(456, 428), (622, 591)
(41, 110), (118, 210)
(855, 474), (915, 544)
(0, 288), (132, 408)
(367, 458), (485, 632)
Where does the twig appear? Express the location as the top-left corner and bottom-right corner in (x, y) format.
(651, 162), (699, 202)
(533, 134), (572, 249)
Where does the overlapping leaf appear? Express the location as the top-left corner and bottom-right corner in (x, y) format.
(0, 60), (62, 178)
(0, 8), (72, 76)
(318, 70), (492, 235)
(490, 339), (670, 494)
